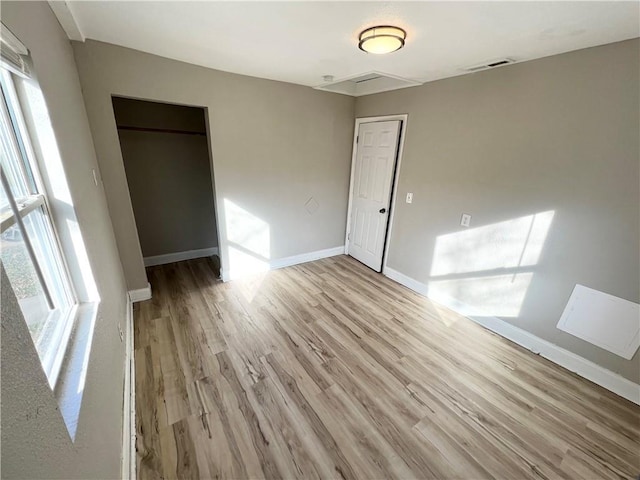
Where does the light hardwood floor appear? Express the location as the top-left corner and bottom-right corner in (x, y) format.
(134, 255), (640, 480)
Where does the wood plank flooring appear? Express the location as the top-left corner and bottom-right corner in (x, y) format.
(134, 255), (640, 480)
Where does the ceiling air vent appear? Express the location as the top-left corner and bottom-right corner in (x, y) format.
(463, 58), (515, 73)
(351, 73), (382, 84)
(314, 71), (422, 97)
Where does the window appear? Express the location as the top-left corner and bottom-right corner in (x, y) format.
(0, 69), (76, 387)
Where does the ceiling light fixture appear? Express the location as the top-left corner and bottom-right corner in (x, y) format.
(358, 26), (406, 54)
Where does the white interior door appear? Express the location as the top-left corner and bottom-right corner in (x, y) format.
(347, 120), (401, 271)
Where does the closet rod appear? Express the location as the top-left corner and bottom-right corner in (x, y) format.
(117, 125), (206, 136)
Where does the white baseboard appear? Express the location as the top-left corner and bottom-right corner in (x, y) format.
(143, 247), (219, 267)
(128, 283), (152, 303)
(221, 246), (344, 282)
(384, 267), (430, 296)
(121, 295), (136, 479)
(383, 266), (640, 405)
(270, 246), (345, 270)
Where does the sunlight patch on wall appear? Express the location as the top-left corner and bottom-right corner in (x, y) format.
(224, 198), (270, 286)
(429, 273), (534, 318)
(21, 80), (99, 302)
(431, 211), (555, 276)
(428, 210), (554, 318)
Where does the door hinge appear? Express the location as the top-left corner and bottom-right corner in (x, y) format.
(356, 135), (359, 143)
(348, 233), (351, 240)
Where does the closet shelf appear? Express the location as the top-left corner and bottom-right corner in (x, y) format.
(117, 125), (206, 136)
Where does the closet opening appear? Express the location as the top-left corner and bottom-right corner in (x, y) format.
(112, 96), (220, 277)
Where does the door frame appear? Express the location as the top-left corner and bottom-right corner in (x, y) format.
(344, 114), (408, 272)
(111, 95), (225, 282)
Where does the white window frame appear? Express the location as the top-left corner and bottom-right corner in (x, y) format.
(0, 68), (78, 387)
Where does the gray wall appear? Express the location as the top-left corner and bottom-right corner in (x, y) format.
(1, 2), (128, 478)
(113, 98), (218, 258)
(356, 39), (640, 382)
(72, 40), (355, 288)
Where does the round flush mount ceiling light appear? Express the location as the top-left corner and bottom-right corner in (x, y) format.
(358, 26), (406, 54)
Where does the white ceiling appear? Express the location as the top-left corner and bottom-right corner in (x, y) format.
(55, 1), (639, 92)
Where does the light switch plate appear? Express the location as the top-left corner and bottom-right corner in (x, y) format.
(460, 213), (471, 227)
(406, 192), (413, 204)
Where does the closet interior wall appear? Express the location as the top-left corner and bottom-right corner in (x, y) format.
(112, 97), (219, 265)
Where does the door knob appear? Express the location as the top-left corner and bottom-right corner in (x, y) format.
(379, 208), (386, 214)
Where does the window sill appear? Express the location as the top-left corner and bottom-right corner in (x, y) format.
(53, 301), (99, 441)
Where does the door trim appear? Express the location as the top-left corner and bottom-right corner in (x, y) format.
(344, 114), (408, 272)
